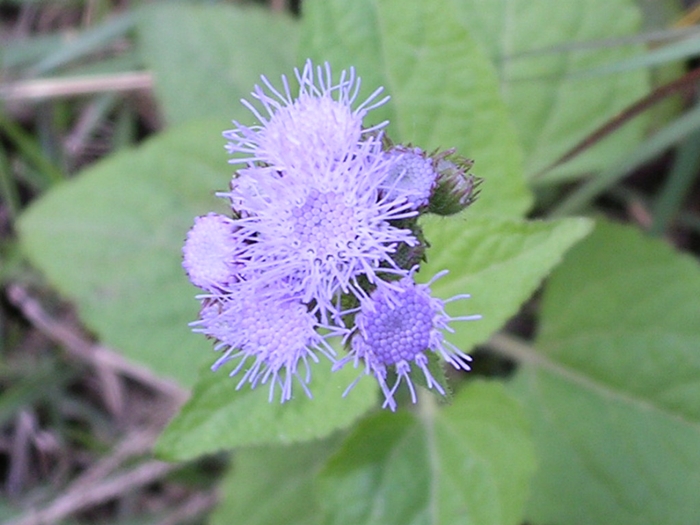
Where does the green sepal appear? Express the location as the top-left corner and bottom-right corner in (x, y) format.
(428, 150), (481, 216)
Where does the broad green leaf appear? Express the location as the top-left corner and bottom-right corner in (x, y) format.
(510, 220), (700, 525)
(155, 359), (377, 461)
(211, 438), (338, 525)
(419, 214), (593, 352)
(452, 0), (650, 181)
(318, 381), (536, 525)
(18, 119), (232, 387)
(137, 3), (298, 125)
(300, 0), (532, 217)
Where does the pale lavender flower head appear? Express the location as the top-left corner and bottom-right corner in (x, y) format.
(182, 213), (245, 292)
(220, 141), (420, 317)
(194, 287), (344, 402)
(223, 60), (389, 170)
(335, 270), (480, 411)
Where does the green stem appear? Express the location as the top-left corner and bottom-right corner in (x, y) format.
(0, 142), (21, 220)
(650, 129), (700, 235)
(0, 112), (64, 188)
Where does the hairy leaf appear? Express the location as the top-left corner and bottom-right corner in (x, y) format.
(512, 220), (700, 524)
(319, 381), (536, 525)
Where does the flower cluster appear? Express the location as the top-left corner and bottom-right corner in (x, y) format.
(183, 60), (480, 409)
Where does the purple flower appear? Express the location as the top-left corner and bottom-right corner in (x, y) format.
(182, 213), (245, 292)
(223, 60), (389, 170)
(381, 146), (437, 209)
(220, 139), (420, 318)
(335, 270), (480, 411)
(194, 288), (344, 402)
(183, 215), (337, 401)
(183, 60), (480, 406)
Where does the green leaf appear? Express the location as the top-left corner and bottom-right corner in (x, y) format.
(420, 214), (593, 352)
(510, 220), (700, 525)
(155, 358), (378, 461)
(211, 438), (338, 525)
(452, 0), (650, 181)
(299, 0), (532, 217)
(318, 381), (536, 525)
(18, 119), (231, 387)
(137, 3), (298, 126)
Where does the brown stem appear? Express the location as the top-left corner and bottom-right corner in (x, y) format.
(5, 284), (188, 405)
(6, 461), (177, 525)
(533, 67), (700, 179)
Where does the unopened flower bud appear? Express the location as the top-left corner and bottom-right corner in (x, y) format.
(428, 150), (481, 216)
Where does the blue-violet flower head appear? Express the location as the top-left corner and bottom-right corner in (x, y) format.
(381, 146), (437, 209)
(335, 270), (480, 411)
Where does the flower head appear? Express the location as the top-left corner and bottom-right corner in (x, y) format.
(195, 287), (343, 402)
(183, 60), (426, 402)
(220, 139), (420, 318)
(223, 60), (389, 170)
(182, 213), (245, 292)
(335, 270), (480, 410)
(381, 146), (437, 209)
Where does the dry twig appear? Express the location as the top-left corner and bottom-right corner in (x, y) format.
(5, 284), (188, 405)
(7, 460), (177, 525)
(155, 491), (219, 525)
(0, 72), (153, 102)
